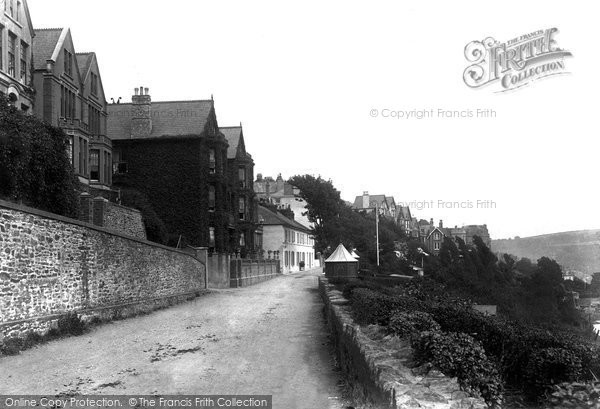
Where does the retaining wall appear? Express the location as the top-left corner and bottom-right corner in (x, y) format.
(0, 199), (206, 340)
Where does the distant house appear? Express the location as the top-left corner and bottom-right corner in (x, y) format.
(351, 191), (396, 218)
(254, 173), (312, 228)
(397, 206), (420, 239)
(464, 225), (492, 249)
(0, 0), (34, 112)
(259, 205), (315, 273)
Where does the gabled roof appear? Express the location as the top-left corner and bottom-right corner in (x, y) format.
(107, 100), (214, 140)
(220, 126), (245, 159)
(385, 196), (396, 206)
(32, 28), (64, 70)
(76, 52), (94, 78)
(258, 205), (311, 234)
(427, 227), (445, 240)
(352, 194), (389, 209)
(397, 205), (412, 219)
(325, 244), (358, 263)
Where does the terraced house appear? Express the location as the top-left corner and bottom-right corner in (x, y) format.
(0, 0), (34, 112)
(32, 27), (111, 193)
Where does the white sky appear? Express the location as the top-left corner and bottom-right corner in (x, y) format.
(28, 0), (599, 240)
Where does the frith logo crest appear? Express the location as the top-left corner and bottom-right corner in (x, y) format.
(463, 28), (572, 92)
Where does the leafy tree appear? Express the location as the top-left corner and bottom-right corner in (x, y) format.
(0, 95), (78, 217)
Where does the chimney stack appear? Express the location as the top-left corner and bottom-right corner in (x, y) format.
(131, 86), (152, 138)
(430, 218), (434, 226)
(362, 191), (370, 209)
(439, 220), (443, 228)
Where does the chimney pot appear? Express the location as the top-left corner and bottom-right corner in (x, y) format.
(134, 88), (139, 96)
(144, 87), (149, 95)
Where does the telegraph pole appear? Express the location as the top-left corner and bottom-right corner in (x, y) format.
(375, 202), (380, 266)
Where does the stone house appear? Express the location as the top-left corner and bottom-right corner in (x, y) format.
(108, 89), (259, 253)
(258, 205), (315, 273)
(220, 125), (262, 256)
(351, 191), (396, 219)
(0, 0), (34, 112)
(32, 27), (111, 192)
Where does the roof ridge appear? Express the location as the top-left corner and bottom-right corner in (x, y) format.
(151, 99), (213, 104)
(34, 27), (64, 31)
(76, 52), (94, 55)
(108, 99), (214, 106)
(219, 126), (242, 129)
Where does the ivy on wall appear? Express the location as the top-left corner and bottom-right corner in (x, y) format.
(0, 95), (79, 217)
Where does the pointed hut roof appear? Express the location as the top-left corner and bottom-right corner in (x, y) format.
(350, 250), (360, 259)
(325, 244), (358, 263)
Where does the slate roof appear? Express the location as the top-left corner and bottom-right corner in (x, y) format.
(397, 205), (412, 219)
(352, 194), (388, 209)
(258, 205), (311, 234)
(76, 52), (94, 78)
(220, 126), (242, 159)
(325, 244), (358, 263)
(107, 100), (214, 140)
(32, 28), (64, 70)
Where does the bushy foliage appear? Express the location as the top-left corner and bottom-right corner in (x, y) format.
(388, 311), (440, 338)
(350, 288), (404, 325)
(344, 278), (600, 404)
(550, 381), (600, 408)
(117, 188), (168, 244)
(0, 95), (79, 217)
(524, 347), (582, 397)
(341, 278), (400, 300)
(412, 331), (503, 406)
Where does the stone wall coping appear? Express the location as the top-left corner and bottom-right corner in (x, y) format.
(0, 199), (204, 266)
(104, 199), (143, 215)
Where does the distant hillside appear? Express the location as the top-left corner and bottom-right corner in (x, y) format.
(493, 229), (600, 274)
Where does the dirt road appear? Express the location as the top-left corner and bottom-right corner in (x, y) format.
(0, 268), (351, 409)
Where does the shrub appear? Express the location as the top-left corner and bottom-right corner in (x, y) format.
(350, 288), (423, 325)
(341, 279), (395, 300)
(0, 336), (23, 356)
(413, 331), (503, 406)
(524, 347), (583, 398)
(56, 312), (87, 336)
(388, 311), (440, 338)
(549, 381), (600, 408)
(0, 94), (79, 217)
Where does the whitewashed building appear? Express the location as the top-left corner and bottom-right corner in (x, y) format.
(258, 205), (316, 273)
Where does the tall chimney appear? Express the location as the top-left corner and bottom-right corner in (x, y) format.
(362, 191), (369, 209)
(131, 86), (152, 138)
(430, 218), (434, 226)
(439, 219), (443, 228)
